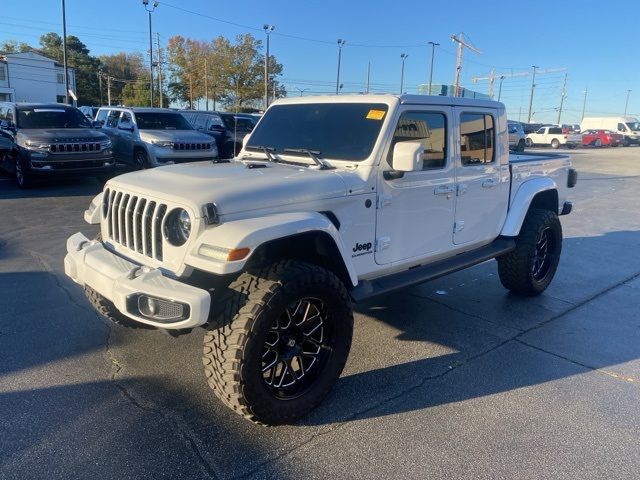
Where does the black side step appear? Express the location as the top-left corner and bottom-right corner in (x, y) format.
(351, 237), (516, 302)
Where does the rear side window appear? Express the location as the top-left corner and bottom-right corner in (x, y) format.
(388, 111), (447, 169)
(549, 127), (562, 134)
(106, 111), (120, 128)
(460, 113), (494, 166)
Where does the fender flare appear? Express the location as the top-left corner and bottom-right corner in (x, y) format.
(500, 177), (558, 237)
(185, 211), (358, 286)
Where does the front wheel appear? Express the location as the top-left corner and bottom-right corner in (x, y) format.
(497, 209), (562, 296)
(134, 149), (150, 169)
(15, 156), (31, 189)
(203, 260), (353, 425)
(517, 139), (526, 152)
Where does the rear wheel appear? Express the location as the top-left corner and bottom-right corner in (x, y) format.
(134, 148), (150, 169)
(15, 156), (31, 189)
(550, 138), (560, 149)
(525, 138), (533, 148)
(497, 209), (562, 296)
(203, 260), (353, 425)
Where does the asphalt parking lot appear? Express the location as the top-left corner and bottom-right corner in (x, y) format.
(1, 146), (639, 479)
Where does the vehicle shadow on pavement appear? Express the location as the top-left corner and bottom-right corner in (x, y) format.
(302, 230), (640, 426)
(0, 176), (104, 200)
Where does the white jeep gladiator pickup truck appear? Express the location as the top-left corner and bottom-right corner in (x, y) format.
(64, 95), (577, 425)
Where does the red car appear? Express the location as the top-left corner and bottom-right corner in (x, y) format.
(582, 129), (623, 147)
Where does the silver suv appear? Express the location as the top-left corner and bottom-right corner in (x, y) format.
(95, 107), (218, 168)
(508, 120), (526, 152)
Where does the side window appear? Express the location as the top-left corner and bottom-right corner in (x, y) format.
(119, 112), (132, 126)
(460, 113), (494, 166)
(6, 108), (14, 123)
(106, 111), (120, 128)
(617, 123), (627, 132)
(0, 106), (6, 120)
(95, 109), (108, 125)
(536, 127), (545, 134)
(388, 111), (447, 170)
(207, 114), (225, 130)
(549, 127), (562, 134)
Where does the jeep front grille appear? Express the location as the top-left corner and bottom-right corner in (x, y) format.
(103, 188), (167, 261)
(173, 142), (211, 151)
(50, 142), (102, 153)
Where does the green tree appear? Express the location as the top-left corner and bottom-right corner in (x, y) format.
(99, 52), (147, 105)
(38, 32), (101, 105)
(121, 78), (151, 107)
(0, 40), (31, 53)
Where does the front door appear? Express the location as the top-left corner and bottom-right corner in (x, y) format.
(453, 108), (507, 246)
(375, 107), (455, 265)
(116, 111), (135, 165)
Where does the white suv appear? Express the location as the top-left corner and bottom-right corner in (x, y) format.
(95, 107), (218, 168)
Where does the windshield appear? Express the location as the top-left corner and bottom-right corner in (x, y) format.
(247, 103), (389, 161)
(625, 122), (640, 132)
(135, 112), (193, 130)
(17, 107), (92, 129)
(221, 114), (256, 133)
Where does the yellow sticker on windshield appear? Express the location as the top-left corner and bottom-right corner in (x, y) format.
(366, 109), (386, 120)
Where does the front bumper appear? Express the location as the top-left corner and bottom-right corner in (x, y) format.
(27, 154), (116, 176)
(64, 232), (211, 329)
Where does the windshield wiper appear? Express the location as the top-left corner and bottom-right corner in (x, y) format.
(244, 145), (277, 162)
(282, 148), (333, 170)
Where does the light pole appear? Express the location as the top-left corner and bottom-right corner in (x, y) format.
(142, 0), (158, 107)
(427, 41), (439, 95)
(624, 89), (632, 116)
(61, 0), (69, 104)
(336, 39), (345, 95)
(263, 24), (275, 110)
(400, 53), (408, 94)
(527, 65), (538, 124)
(497, 75), (505, 101)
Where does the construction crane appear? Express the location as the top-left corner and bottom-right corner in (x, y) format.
(471, 69), (529, 100)
(451, 33), (481, 97)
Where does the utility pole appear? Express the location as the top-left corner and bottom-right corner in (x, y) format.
(98, 71), (103, 105)
(189, 71), (193, 110)
(400, 53), (408, 94)
(427, 41), (439, 95)
(624, 89), (632, 116)
(581, 88), (587, 121)
(107, 75), (111, 106)
(336, 39), (346, 95)
(527, 65), (538, 124)
(263, 24), (274, 110)
(61, 0), (69, 104)
(557, 73), (568, 124)
(365, 61), (370, 94)
(450, 33), (481, 97)
(487, 69), (495, 98)
(156, 32), (163, 108)
(472, 69), (529, 100)
(204, 58), (208, 110)
(142, 0), (158, 107)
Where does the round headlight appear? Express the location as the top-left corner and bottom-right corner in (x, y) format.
(163, 208), (191, 246)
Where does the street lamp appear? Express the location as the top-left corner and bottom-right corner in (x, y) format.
(497, 75), (505, 101)
(142, 0), (158, 107)
(624, 89), (632, 116)
(400, 53), (408, 94)
(336, 39), (346, 95)
(263, 24), (275, 110)
(427, 41), (439, 95)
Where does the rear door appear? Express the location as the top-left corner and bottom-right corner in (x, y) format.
(375, 107), (456, 265)
(453, 109), (507, 246)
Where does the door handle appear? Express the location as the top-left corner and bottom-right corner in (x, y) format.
(482, 179), (498, 188)
(434, 185), (455, 196)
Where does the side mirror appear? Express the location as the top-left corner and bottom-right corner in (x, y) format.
(209, 124), (225, 131)
(118, 125), (134, 132)
(392, 141), (423, 172)
(92, 120), (102, 129)
(0, 119), (15, 131)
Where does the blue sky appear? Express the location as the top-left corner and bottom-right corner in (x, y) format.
(1, 0), (637, 122)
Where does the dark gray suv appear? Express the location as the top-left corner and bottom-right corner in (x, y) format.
(0, 103), (115, 188)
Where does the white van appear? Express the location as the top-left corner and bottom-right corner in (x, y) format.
(580, 117), (640, 146)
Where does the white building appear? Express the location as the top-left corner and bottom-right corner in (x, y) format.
(0, 51), (76, 104)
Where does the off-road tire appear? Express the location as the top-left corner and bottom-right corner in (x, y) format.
(15, 156), (32, 189)
(83, 233), (151, 329)
(203, 260), (353, 425)
(134, 148), (149, 169)
(497, 208), (562, 296)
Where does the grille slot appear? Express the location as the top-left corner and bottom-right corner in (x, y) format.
(173, 142), (210, 151)
(104, 190), (168, 261)
(50, 142), (101, 153)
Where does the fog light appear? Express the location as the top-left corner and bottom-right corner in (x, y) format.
(138, 296), (160, 316)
